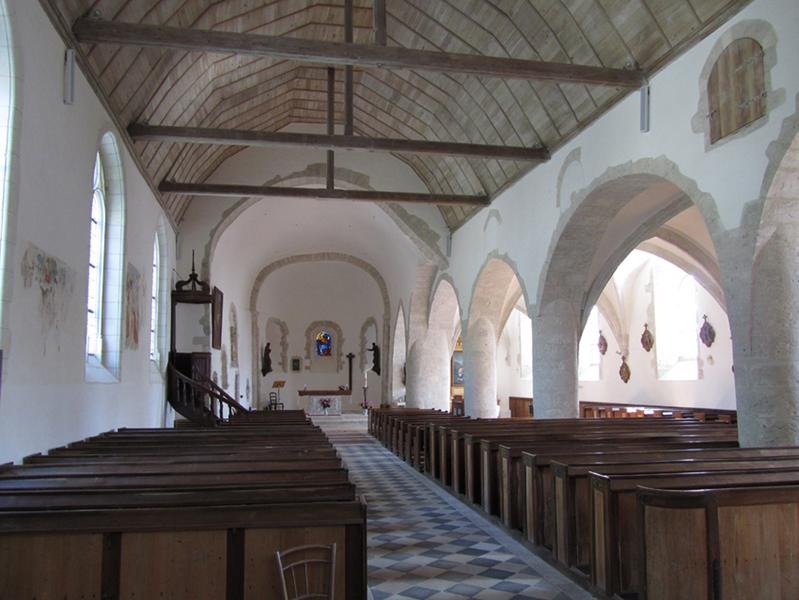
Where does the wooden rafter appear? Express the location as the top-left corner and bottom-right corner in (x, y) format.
(72, 18), (646, 87)
(128, 124), (550, 162)
(158, 182), (490, 206)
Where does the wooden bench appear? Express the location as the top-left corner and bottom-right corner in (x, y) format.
(638, 484), (799, 600)
(0, 417), (368, 599)
(553, 452), (799, 575)
(590, 468), (799, 599)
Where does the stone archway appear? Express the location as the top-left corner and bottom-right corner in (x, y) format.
(249, 253), (392, 407)
(534, 159), (724, 419)
(463, 256), (528, 418)
(406, 276), (462, 410)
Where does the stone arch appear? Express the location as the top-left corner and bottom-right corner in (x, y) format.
(463, 255), (530, 418)
(358, 316), (379, 372)
(249, 252), (391, 405)
(428, 275), (462, 355)
(534, 157), (725, 418)
(391, 302), (407, 404)
(406, 275), (463, 411)
(466, 253), (531, 336)
(304, 320), (345, 372)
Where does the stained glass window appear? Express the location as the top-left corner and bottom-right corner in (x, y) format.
(315, 331), (332, 357)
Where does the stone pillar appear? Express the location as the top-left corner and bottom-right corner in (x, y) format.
(405, 340), (424, 408)
(464, 317), (498, 418)
(733, 223), (799, 446)
(405, 335), (450, 410)
(532, 300), (579, 418)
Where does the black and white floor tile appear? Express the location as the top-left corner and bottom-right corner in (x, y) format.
(315, 415), (598, 600)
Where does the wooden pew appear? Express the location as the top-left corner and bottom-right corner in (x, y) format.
(553, 453), (799, 575)
(476, 422), (737, 516)
(638, 484), (799, 600)
(0, 417), (367, 599)
(590, 468), (799, 599)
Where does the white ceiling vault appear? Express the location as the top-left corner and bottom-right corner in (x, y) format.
(41, 0), (751, 231)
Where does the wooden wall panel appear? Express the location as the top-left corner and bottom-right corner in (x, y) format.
(119, 530), (227, 600)
(718, 503), (799, 600)
(244, 526), (346, 600)
(644, 506), (708, 600)
(0, 532), (103, 599)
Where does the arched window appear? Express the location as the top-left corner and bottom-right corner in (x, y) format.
(0, 1), (15, 334)
(149, 236), (159, 362)
(654, 259), (699, 380)
(86, 133), (125, 381)
(86, 153), (105, 358)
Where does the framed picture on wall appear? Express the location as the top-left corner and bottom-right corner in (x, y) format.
(291, 357), (301, 372)
(211, 286), (223, 349)
(452, 350), (464, 386)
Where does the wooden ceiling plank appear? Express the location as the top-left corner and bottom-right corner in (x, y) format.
(128, 123), (550, 162)
(72, 17), (646, 87)
(157, 181), (490, 206)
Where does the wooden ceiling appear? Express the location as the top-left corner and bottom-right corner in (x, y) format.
(42, 0), (750, 230)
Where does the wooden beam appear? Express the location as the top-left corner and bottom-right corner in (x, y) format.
(128, 124), (550, 162)
(72, 18), (645, 87)
(158, 181), (490, 206)
(326, 66), (335, 190)
(373, 0), (387, 46)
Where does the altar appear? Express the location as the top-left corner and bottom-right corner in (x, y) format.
(298, 389), (351, 416)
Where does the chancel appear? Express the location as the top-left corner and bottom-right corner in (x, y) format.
(0, 0), (797, 598)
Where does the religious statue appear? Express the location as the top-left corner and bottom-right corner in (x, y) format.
(261, 342), (272, 376)
(369, 342), (381, 376)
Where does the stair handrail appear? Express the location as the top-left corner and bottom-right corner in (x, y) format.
(197, 374), (250, 417)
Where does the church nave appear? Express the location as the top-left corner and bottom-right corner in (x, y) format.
(319, 416), (597, 600)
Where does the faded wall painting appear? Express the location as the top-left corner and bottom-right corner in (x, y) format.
(20, 242), (75, 354)
(221, 344), (229, 389)
(125, 263), (142, 350)
(229, 303), (238, 368)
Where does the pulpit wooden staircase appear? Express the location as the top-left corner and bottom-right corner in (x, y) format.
(167, 361), (248, 426)
(166, 253), (248, 426)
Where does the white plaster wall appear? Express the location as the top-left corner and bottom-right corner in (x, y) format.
(448, 0), (799, 323)
(0, 1), (175, 462)
(252, 261), (383, 411)
(578, 275), (735, 410)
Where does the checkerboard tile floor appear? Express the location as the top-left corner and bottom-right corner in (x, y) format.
(315, 416), (598, 600)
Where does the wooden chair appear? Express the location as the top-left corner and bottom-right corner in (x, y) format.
(275, 543), (336, 600)
(269, 391), (285, 411)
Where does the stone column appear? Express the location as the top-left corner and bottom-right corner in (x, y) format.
(464, 317), (498, 418)
(732, 222), (799, 446)
(531, 299), (579, 418)
(405, 335), (450, 410)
